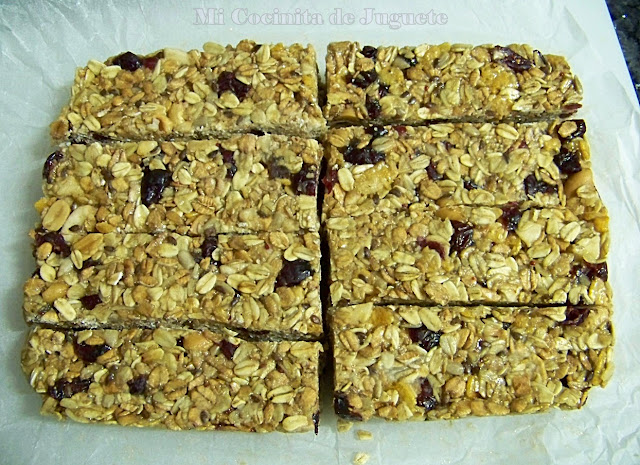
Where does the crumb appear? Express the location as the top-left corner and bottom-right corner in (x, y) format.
(353, 452), (370, 465)
(356, 429), (373, 441)
(337, 419), (353, 433)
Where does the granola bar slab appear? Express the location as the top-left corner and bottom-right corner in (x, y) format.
(22, 326), (321, 432)
(24, 230), (322, 338)
(325, 42), (582, 125)
(331, 303), (613, 421)
(323, 120), (603, 220)
(50, 41), (325, 141)
(39, 135), (320, 236)
(326, 204), (610, 306)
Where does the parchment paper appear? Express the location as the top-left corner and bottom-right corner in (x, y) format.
(1, 1), (638, 464)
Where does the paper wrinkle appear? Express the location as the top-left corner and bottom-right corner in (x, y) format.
(1, 0), (640, 464)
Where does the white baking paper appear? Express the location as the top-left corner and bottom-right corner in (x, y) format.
(1, 0), (639, 463)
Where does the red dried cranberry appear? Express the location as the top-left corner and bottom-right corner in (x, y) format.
(394, 126), (407, 136)
(416, 378), (437, 410)
(250, 129), (266, 136)
(48, 377), (91, 400)
(524, 174), (558, 197)
(464, 179), (480, 190)
(176, 336), (184, 347)
(343, 143), (385, 165)
(81, 258), (101, 269)
(562, 307), (590, 326)
(34, 230), (71, 257)
(575, 262), (608, 282)
(559, 120), (587, 141)
(408, 326), (441, 352)
(127, 375), (148, 395)
(74, 340), (111, 363)
(365, 96), (381, 119)
(293, 163), (317, 196)
(553, 147), (582, 175)
(492, 46), (533, 73)
(268, 161), (290, 179)
(217, 71), (251, 100)
(43, 151), (64, 182)
(200, 236), (218, 262)
(561, 103), (582, 116)
(113, 52), (142, 72)
(499, 203), (522, 232)
(378, 83), (390, 97)
(334, 393), (363, 420)
(361, 46), (378, 59)
(323, 168), (339, 194)
(450, 221), (475, 253)
(365, 125), (388, 138)
(142, 56), (158, 70)
(141, 168), (171, 206)
(275, 259), (313, 287)
(351, 69), (378, 89)
(220, 340), (238, 360)
(220, 149), (237, 179)
(426, 161), (443, 181)
(79, 294), (101, 310)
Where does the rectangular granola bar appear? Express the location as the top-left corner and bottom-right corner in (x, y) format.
(24, 230), (322, 338)
(22, 326), (321, 432)
(323, 120), (603, 220)
(325, 42), (582, 125)
(50, 41), (325, 141)
(326, 204), (610, 306)
(331, 303), (613, 421)
(39, 135), (320, 236)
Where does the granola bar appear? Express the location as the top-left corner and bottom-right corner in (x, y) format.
(331, 303), (613, 421)
(22, 326), (321, 432)
(24, 230), (322, 338)
(325, 42), (582, 125)
(323, 120), (603, 220)
(39, 135), (320, 236)
(50, 40), (325, 141)
(326, 204), (610, 306)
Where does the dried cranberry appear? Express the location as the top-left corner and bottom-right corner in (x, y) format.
(113, 52), (142, 72)
(562, 307), (590, 326)
(499, 203), (522, 232)
(334, 393), (362, 420)
(559, 120), (587, 141)
(176, 336), (184, 347)
(416, 378), (437, 410)
(351, 69), (378, 89)
(450, 221), (475, 253)
(365, 125), (388, 138)
(561, 103), (582, 116)
(200, 236), (218, 261)
(267, 161), (290, 179)
(394, 126), (407, 136)
(464, 179), (480, 190)
(275, 259), (313, 287)
(74, 340), (111, 363)
(293, 163), (317, 196)
(408, 326), (441, 352)
(142, 56), (159, 70)
(34, 230), (71, 257)
(141, 168), (171, 206)
(401, 54), (418, 67)
(553, 147), (582, 175)
(378, 83), (390, 97)
(43, 151), (64, 182)
(426, 161), (443, 181)
(524, 174), (557, 197)
(492, 46), (533, 73)
(361, 46), (378, 59)
(365, 96), (381, 119)
(575, 262), (609, 282)
(220, 340), (238, 360)
(427, 241), (446, 260)
(250, 129), (266, 136)
(127, 375), (148, 395)
(217, 71), (251, 100)
(48, 377), (91, 400)
(220, 149), (237, 179)
(313, 411), (320, 435)
(323, 168), (339, 194)
(80, 294), (101, 310)
(81, 258), (101, 269)
(343, 143), (385, 165)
